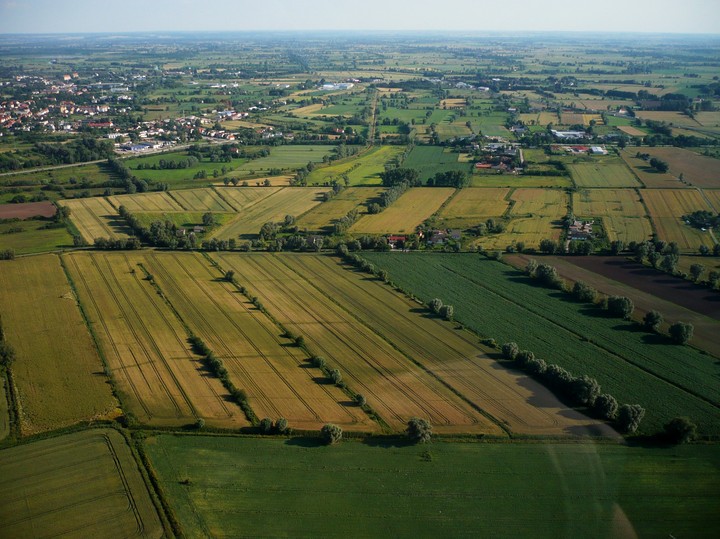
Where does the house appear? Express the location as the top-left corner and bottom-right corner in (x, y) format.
(568, 220), (594, 240)
(427, 230), (448, 245)
(387, 235), (406, 249)
(590, 146), (607, 155)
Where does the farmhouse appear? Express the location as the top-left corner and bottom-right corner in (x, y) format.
(568, 219), (594, 240)
(387, 235), (406, 249)
(551, 129), (588, 140)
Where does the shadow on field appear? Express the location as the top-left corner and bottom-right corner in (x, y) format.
(362, 437), (414, 448)
(285, 437), (324, 448)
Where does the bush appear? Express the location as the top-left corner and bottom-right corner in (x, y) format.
(321, 423), (343, 445)
(330, 369), (342, 385)
(616, 404), (645, 433)
(275, 417), (289, 434)
(606, 295), (634, 319)
(643, 310), (663, 333)
(355, 394), (367, 407)
(312, 356), (327, 369)
(501, 342), (519, 360)
(668, 321), (693, 345)
(515, 350), (535, 368)
(439, 304), (454, 321)
(593, 394), (619, 420)
(429, 298), (443, 314)
(664, 417), (697, 444)
(572, 281), (597, 303)
(259, 417), (273, 433)
(406, 417), (432, 444)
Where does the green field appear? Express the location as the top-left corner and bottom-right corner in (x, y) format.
(147, 434), (720, 539)
(0, 429), (164, 538)
(0, 219), (73, 254)
(0, 376), (9, 440)
(133, 211), (235, 231)
(403, 146), (472, 181)
(305, 146), (404, 186)
(229, 145), (337, 177)
(567, 162), (640, 188)
(362, 253), (720, 436)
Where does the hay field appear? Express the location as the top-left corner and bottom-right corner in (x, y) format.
(291, 103), (325, 116)
(574, 189), (653, 244)
(436, 187), (511, 229)
(213, 253), (501, 434)
(216, 186), (282, 211)
(65, 252), (249, 428)
(629, 147), (720, 188)
(108, 191), (184, 212)
(295, 187), (385, 232)
(0, 255), (117, 434)
(567, 162), (640, 188)
(0, 429), (163, 538)
(350, 188), (455, 234)
(167, 188), (236, 212)
(280, 255), (608, 436)
(212, 187), (329, 239)
(642, 189), (715, 250)
(60, 197), (129, 244)
(142, 252), (373, 432)
(306, 146), (404, 186)
(617, 125), (645, 137)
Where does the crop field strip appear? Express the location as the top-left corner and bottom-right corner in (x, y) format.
(166, 188), (236, 212)
(619, 149), (684, 188)
(704, 189), (720, 212)
(363, 253), (720, 435)
(108, 191), (185, 212)
(350, 187), (455, 234)
(0, 377), (9, 440)
(60, 197), (128, 244)
(628, 147), (720, 188)
(436, 187), (511, 229)
(573, 189), (653, 244)
(306, 146), (404, 186)
(212, 187), (330, 240)
(65, 252), (248, 428)
(294, 187), (385, 232)
(641, 189), (715, 250)
(278, 254), (612, 436)
(141, 252), (373, 431)
(0, 255), (116, 434)
(213, 253), (497, 434)
(0, 429), (163, 539)
(567, 162), (640, 188)
(212, 185), (282, 212)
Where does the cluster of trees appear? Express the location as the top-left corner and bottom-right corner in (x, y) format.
(333, 208), (360, 235)
(500, 342), (644, 433)
(0, 316), (15, 372)
(684, 210), (720, 231)
(0, 249), (15, 260)
(188, 335), (256, 424)
(636, 153), (670, 173)
(0, 137), (115, 172)
(426, 170), (469, 188)
(338, 249), (391, 283)
(93, 236), (142, 250)
(135, 156), (199, 170)
(107, 158), (169, 194)
(474, 218), (506, 236)
(428, 298), (454, 321)
(259, 417), (290, 435)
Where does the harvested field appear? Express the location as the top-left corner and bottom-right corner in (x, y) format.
(0, 429), (163, 538)
(274, 254), (611, 436)
(634, 111), (701, 128)
(167, 188), (236, 212)
(212, 187), (329, 240)
(567, 163), (639, 188)
(0, 200), (55, 219)
(620, 150), (680, 188)
(108, 191), (184, 212)
(350, 188), (454, 234)
(629, 147), (720, 188)
(59, 197), (129, 244)
(574, 189), (653, 244)
(507, 254), (720, 359)
(704, 189), (720, 212)
(440, 98), (467, 108)
(0, 255), (117, 434)
(142, 252), (373, 432)
(436, 187), (511, 229)
(213, 252), (502, 434)
(291, 103), (325, 116)
(642, 189), (715, 250)
(617, 125), (645, 137)
(65, 252), (248, 428)
(216, 186), (282, 211)
(560, 112), (585, 125)
(295, 187), (385, 232)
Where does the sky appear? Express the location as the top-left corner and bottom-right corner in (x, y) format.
(0, 0), (719, 35)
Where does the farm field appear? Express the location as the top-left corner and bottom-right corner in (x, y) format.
(617, 125), (646, 137)
(350, 187), (454, 234)
(212, 185), (281, 211)
(362, 253), (720, 436)
(469, 174), (572, 188)
(212, 252), (501, 434)
(147, 435), (720, 539)
(108, 191), (185, 212)
(704, 189), (720, 212)
(567, 162), (640, 188)
(132, 211), (235, 231)
(212, 187), (329, 239)
(574, 189), (653, 244)
(0, 200), (55, 219)
(295, 187), (384, 232)
(0, 255), (117, 434)
(273, 254), (611, 436)
(627, 147), (720, 188)
(60, 197), (129, 243)
(0, 429), (164, 538)
(305, 146), (404, 186)
(403, 146), (471, 182)
(0, 218), (73, 254)
(436, 187), (510, 229)
(0, 377), (9, 440)
(507, 254), (720, 359)
(620, 150), (681, 188)
(166, 188), (236, 212)
(229, 145), (336, 177)
(641, 189), (715, 251)
(140, 252), (373, 432)
(64, 251), (249, 428)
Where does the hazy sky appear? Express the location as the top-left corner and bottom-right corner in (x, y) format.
(1, 0), (719, 34)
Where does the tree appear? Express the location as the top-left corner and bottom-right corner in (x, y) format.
(355, 394), (367, 407)
(664, 417), (696, 444)
(202, 212), (215, 227)
(195, 418), (205, 429)
(525, 259), (538, 276)
(616, 404), (645, 434)
(439, 304), (454, 321)
(643, 310), (663, 332)
(429, 298), (443, 315)
(501, 342), (519, 360)
(330, 369), (342, 385)
(535, 263), (562, 289)
(689, 263), (705, 282)
(259, 417), (273, 433)
(659, 254), (677, 275)
(275, 417), (289, 434)
(407, 417), (432, 444)
(539, 239), (557, 254)
(225, 270), (235, 282)
(606, 295), (634, 319)
(572, 281), (596, 303)
(668, 321), (693, 345)
(321, 423), (342, 444)
(610, 240), (624, 255)
(593, 394), (618, 420)
(571, 375), (601, 407)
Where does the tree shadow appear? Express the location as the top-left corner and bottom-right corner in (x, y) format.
(285, 437), (324, 448)
(362, 437), (414, 448)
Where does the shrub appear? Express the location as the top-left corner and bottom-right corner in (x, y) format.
(593, 394), (619, 420)
(606, 295), (634, 319)
(406, 417), (432, 444)
(275, 417), (289, 434)
(616, 404), (645, 433)
(643, 310), (663, 333)
(321, 423), (342, 445)
(429, 298), (443, 314)
(501, 342), (519, 360)
(664, 417), (697, 444)
(259, 417), (273, 433)
(572, 281), (597, 303)
(668, 322), (693, 345)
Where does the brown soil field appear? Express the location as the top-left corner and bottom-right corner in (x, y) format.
(506, 254), (720, 359)
(0, 200), (56, 219)
(65, 252), (249, 429)
(0, 255), (118, 434)
(281, 254), (614, 436)
(632, 147), (720, 188)
(641, 189), (715, 250)
(60, 197), (130, 244)
(213, 252), (501, 434)
(0, 429), (163, 539)
(141, 252), (374, 432)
